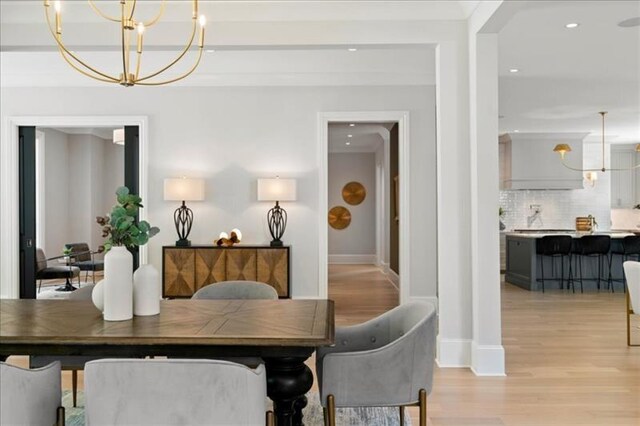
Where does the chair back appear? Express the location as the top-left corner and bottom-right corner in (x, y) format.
(623, 261), (640, 314)
(388, 302), (437, 395)
(622, 236), (640, 255)
(35, 248), (48, 272)
(0, 361), (61, 425)
(537, 235), (572, 256)
(66, 242), (92, 262)
(84, 359), (267, 425)
(579, 235), (611, 255)
(68, 283), (96, 300)
(192, 281), (278, 300)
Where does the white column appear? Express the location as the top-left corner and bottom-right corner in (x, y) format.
(436, 40), (474, 367)
(469, 32), (506, 376)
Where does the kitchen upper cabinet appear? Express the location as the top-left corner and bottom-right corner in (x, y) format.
(611, 145), (639, 208)
(500, 133), (588, 190)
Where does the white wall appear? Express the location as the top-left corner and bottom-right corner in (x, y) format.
(1, 85), (437, 298)
(40, 128), (69, 257)
(328, 152), (376, 260)
(102, 140), (125, 217)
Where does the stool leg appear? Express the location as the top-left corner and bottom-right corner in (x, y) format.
(541, 255), (545, 293)
(579, 255), (584, 293)
(561, 255), (565, 290)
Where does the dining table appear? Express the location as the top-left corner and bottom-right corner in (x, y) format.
(0, 298), (335, 426)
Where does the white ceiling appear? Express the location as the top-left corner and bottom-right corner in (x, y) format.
(498, 1), (640, 143)
(329, 123), (390, 153)
(44, 127), (120, 140)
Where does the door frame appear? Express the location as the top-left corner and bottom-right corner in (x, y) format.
(317, 111), (410, 303)
(1, 115), (149, 299)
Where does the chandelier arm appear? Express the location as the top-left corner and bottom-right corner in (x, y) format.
(45, 7), (119, 82)
(58, 47), (119, 83)
(128, 0), (137, 21)
(141, 0), (166, 27)
(135, 47), (203, 86)
(558, 158), (590, 172)
(87, 0), (121, 23)
(135, 18), (197, 83)
(121, 1), (128, 80)
(135, 51), (142, 80)
(609, 164), (640, 171)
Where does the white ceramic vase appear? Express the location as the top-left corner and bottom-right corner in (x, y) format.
(92, 279), (105, 312)
(103, 246), (133, 321)
(133, 264), (161, 316)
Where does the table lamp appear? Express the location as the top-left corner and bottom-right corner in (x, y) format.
(164, 177), (205, 247)
(257, 177), (297, 246)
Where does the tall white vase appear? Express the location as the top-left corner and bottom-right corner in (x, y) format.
(133, 264), (161, 316)
(103, 246), (133, 321)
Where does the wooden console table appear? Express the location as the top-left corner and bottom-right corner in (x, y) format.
(163, 245), (290, 298)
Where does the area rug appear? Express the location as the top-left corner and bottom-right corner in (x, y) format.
(62, 391), (411, 425)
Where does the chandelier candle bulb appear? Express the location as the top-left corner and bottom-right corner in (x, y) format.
(193, 0), (198, 19)
(54, 1), (61, 34)
(136, 23), (144, 54)
(198, 15), (206, 48)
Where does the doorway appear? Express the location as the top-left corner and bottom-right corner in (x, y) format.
(1, 116), (148, 299)
(318, 111), (410, 303)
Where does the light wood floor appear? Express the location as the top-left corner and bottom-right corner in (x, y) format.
(327, 264), (640, 426)
(7, 265), (640, 425)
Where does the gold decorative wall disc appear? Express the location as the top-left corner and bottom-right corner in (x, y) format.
(342, 182), (366, 205)
(328, 206), (352, 230)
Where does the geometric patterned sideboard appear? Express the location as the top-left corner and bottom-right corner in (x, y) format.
(162, 246), (290, 298)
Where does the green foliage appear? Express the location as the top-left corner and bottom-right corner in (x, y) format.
(96, 186), (160, 252)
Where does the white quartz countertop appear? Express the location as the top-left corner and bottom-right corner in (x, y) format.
(505, 232), (635, 239)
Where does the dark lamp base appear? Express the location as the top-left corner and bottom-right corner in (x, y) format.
(270, 240), (284, 247)
(176, 239), (191, 247)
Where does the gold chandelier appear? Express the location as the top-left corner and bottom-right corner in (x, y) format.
(553, 111), (640, 172)
(44, 0), (206, 87)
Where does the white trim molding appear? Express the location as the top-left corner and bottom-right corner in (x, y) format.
(1, 115), (149, 299)
(328, 254), (377, 265)
(318, 111), (410, 303)
(436, 337), (472, 368)
(471, 342), (506, 376)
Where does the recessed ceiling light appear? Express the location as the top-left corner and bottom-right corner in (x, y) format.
(513, 130), (520, 133)
(346, 142), (351, 146)
(509, 68), (519, 73)
(565, 23), (580, 29)
(206, 49), (215, 53)
(347, 134), (353, 138)
(348, 48), (358, 52)
(349, 123), (356, 127)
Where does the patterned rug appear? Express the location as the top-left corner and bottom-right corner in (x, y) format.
(63, 390), (411, 425)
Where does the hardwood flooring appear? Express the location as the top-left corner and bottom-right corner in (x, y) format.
(6, 265), (640, 425)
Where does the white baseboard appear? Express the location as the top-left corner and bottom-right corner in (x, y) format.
(470, 342), (506, 376)
(386, 267), (400, 287)
(436, 336), (471, 368)
(292, 295), (325, 300)
(408, 296), (438, 313)
(328, 254), (377, 265)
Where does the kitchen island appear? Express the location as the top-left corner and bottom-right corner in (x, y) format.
(505, 232), (634, 291)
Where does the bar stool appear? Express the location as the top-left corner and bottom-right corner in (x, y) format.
(571, 235), (611, 293)
(536, 235), (573, 293)
(609, 236), (640, 293)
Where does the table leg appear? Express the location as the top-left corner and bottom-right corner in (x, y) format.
(264, 356), (314, 426)
(56, 277), (76, 292)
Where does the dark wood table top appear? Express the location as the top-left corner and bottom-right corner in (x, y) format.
(0, 299), (334, 348)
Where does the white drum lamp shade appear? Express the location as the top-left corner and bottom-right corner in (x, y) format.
(257, 178), (297, 202)
(113, 128), (125, 145)
(257, 178), (296, 247)
(164, 178), (205, 201)
(164, 178), (205, 247)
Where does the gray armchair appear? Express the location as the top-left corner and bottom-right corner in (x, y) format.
(84, 359), (274, 426)
(316, 302), (437, 426)
(65, 242), (104, 285)
(36, 248), (80, 293)
(192, 280), (279, 300)
(1, 361), (65, 426)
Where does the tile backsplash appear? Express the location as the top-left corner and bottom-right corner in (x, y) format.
(500, 142), (611, 231)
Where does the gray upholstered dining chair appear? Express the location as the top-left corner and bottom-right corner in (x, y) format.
(316, 301), (437, 426)
(192, 280), (279, 300)
(30, 283), (98, 407)
(1, 361), (65, 426)
(84, 359), (274, 426)
(623, 261), (640, 346)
